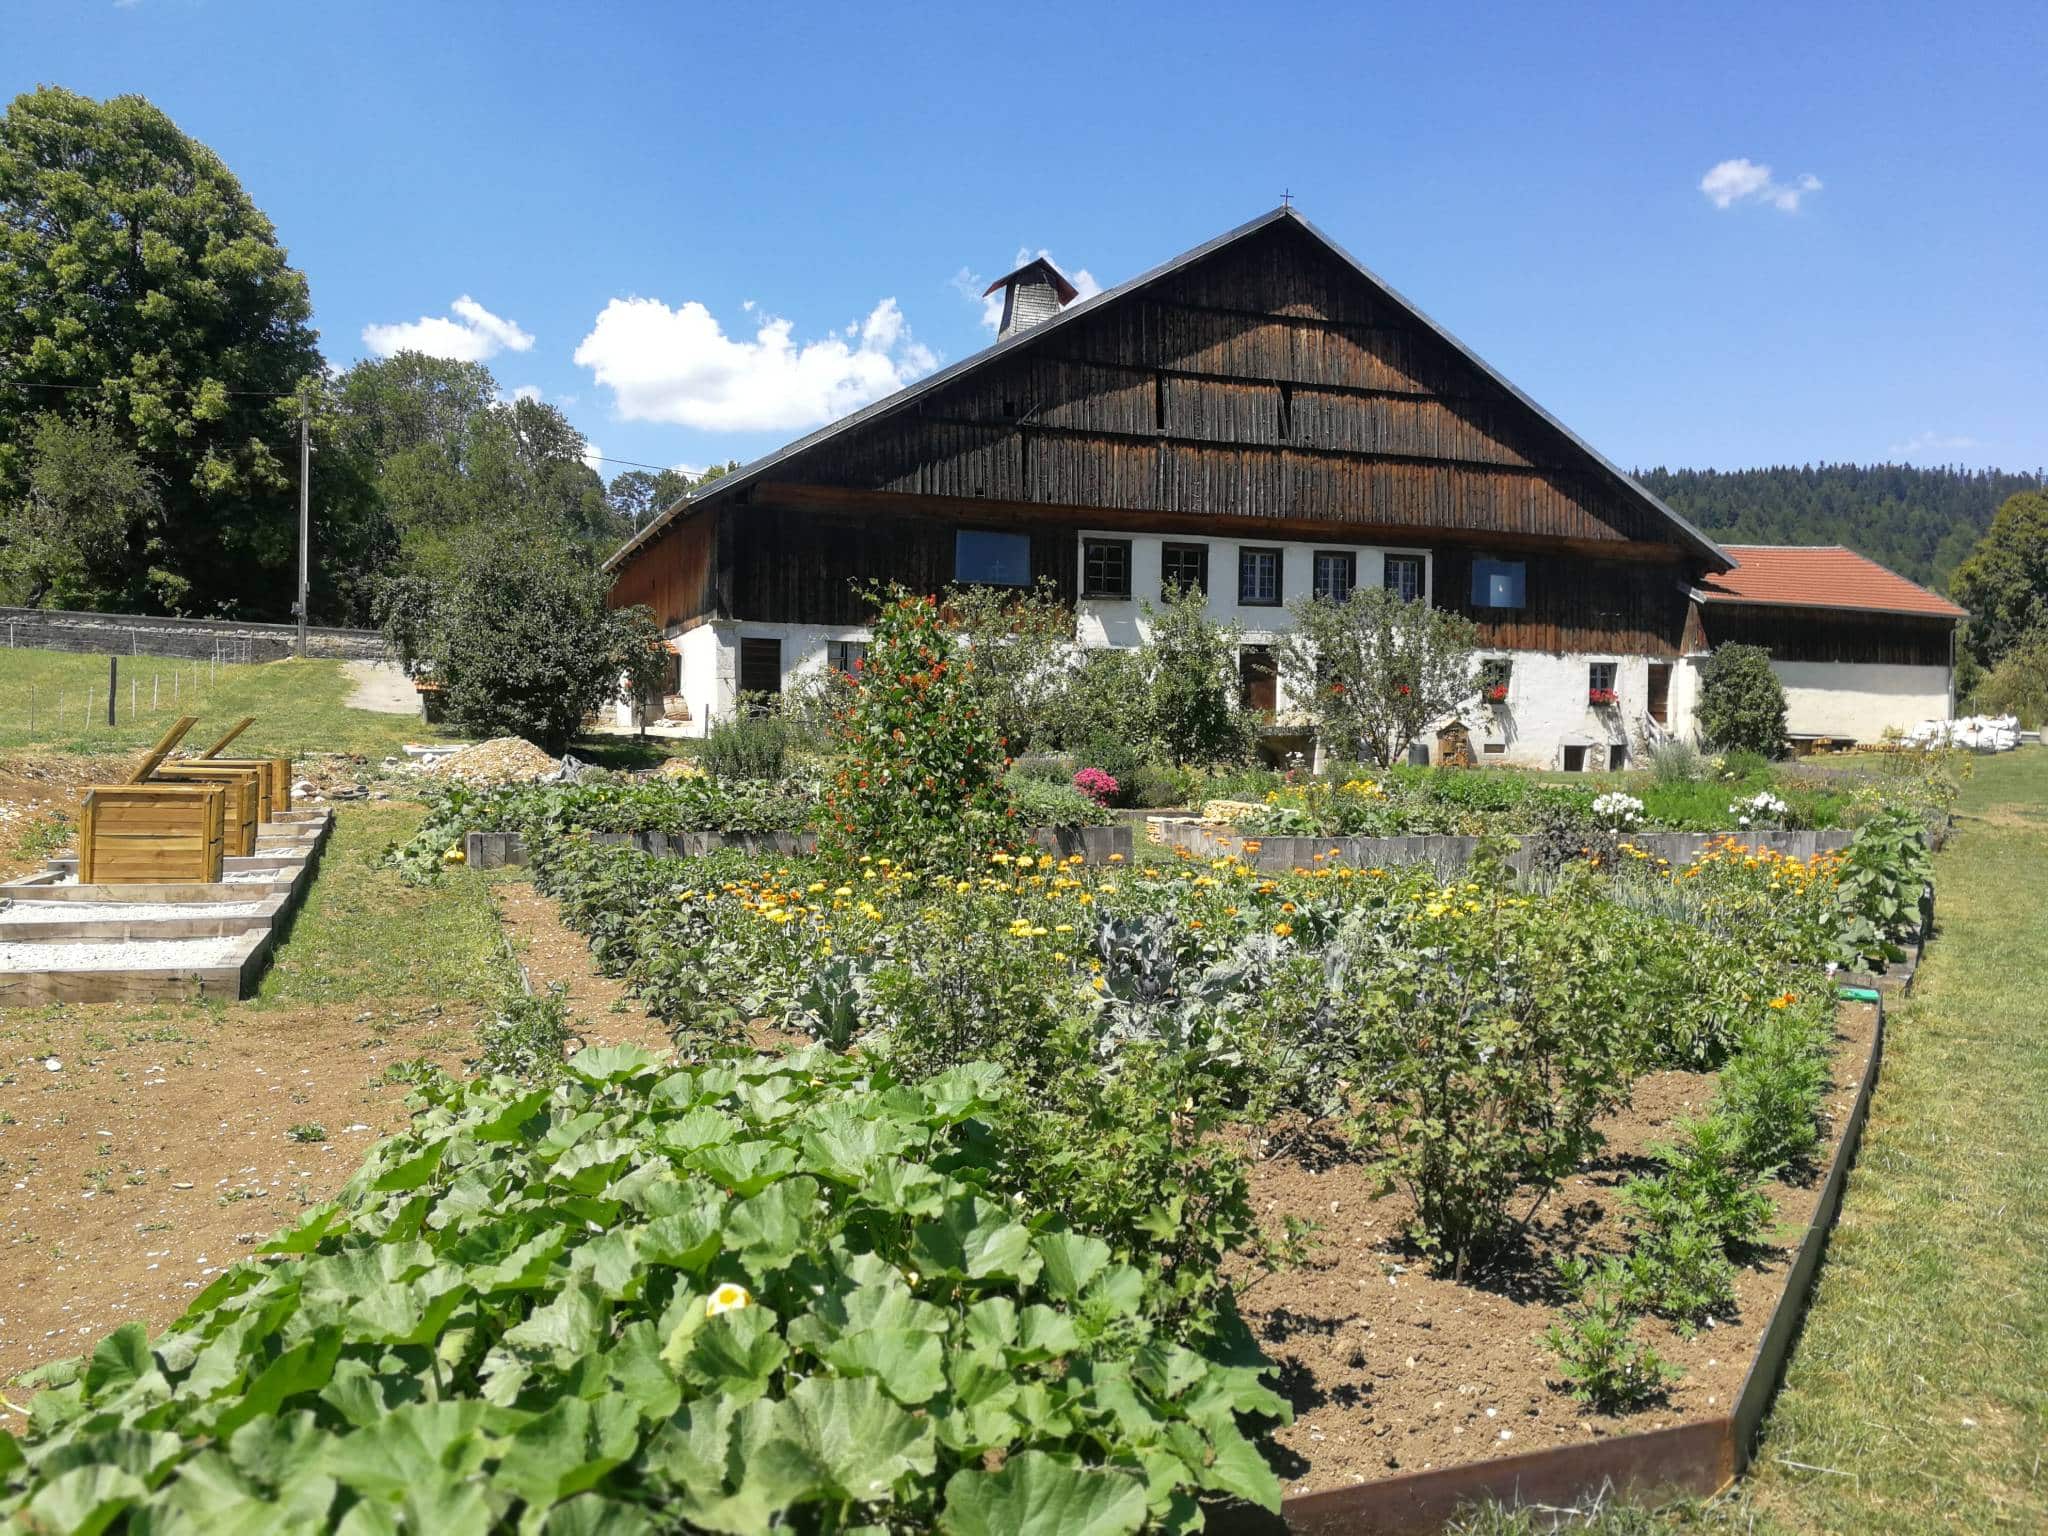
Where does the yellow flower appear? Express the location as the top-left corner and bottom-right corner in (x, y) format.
(1272, 921), (1293, 937)
(706, 1282), (752, 1317)
(1054, 923), (1074, 933)
(991, 852), (1012, 864)
(763, 910), (794, 925)
(1091, 977), (1106, 990)
(1108, 853), (1124, 863)
(807, 881), (827, 893)
(1769, 992), (1796, 1009)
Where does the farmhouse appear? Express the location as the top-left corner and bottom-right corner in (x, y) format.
(605, 207), (1960, 765)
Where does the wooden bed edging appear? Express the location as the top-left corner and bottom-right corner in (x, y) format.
(1210, 997), (1886, 1534)
(463, 823), (1135, 870)
(1154, 822), (1857, 876)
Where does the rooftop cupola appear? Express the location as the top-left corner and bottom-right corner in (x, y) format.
(983, 256), (1081, 340)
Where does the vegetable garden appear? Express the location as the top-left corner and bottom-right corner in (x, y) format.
(0, 594), (1947, 1533)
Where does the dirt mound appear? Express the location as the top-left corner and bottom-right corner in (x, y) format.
(427, 736), (559, 786)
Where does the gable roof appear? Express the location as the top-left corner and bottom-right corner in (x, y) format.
(1692, 545), (1967, 620)
(604, 206), (1730, 572)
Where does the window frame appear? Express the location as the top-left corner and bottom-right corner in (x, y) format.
(827, 640), (867, 675)
(1312, 549), (1357, 604)
(1587, 660), (1619, 705)
(738, 636), (783, 699)
(1383, 553), (1425, 602)
(953, 528), (1033, 588)
(1160, 541), (1209, 596)
(1080, 537), (1134, 600)
(1237, 546), (1283, 607)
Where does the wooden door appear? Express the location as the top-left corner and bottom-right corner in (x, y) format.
(1238, 645), (1277, 715)
(1647, 663), (1672, 725)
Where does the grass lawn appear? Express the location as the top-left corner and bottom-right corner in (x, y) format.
(0, 649), (452, 759)
(1460, 748), (2048, 1534)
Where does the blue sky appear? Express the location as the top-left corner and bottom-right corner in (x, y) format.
(9, 0), (2046, 484)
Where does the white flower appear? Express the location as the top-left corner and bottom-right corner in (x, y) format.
(705, 1282), (752, 1317)
(1591, 792), (1645, 831)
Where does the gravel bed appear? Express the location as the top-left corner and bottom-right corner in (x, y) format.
(0, 900), (269, 927)
(0, 935), (251, 972)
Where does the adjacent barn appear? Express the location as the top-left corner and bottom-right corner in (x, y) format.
(605, 207), (1960, 763)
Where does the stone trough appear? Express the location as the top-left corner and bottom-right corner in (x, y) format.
(0, 808), (333, 1005)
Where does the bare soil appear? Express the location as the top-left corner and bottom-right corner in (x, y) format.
(490, 876), (672, 1054)
(1236, 1001), (1880, 1494)
(0, 997), (482, 1386)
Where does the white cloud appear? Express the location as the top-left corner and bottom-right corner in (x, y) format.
(582, 441), (605, 475)
(1888, 431), (1982, 460)
(509, 384), (543, 404)
(572, 295), (939, 433)
(362, 295), (535, 362)
(955, 249), (1103, 331)
(1699, 158), (1822, 213)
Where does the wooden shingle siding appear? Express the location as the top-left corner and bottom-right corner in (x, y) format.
(608, 509), (715, 629)
(1435, 548), (1693, 657)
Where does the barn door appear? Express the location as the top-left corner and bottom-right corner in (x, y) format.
(1238, 645), (1277, 715)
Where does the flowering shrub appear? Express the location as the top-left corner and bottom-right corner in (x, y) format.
(1590, 791), (1645, 831)
(1729, 789), (1791, 829)
(821, 590), (1013, 869)
(1072, 766), (1119, 805)
(1588, 687), (1620, 707)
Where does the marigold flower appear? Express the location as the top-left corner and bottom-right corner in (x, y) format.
(1273, 921), (1293, 936)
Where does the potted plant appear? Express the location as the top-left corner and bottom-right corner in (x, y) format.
(1588, 687), (1619, 707)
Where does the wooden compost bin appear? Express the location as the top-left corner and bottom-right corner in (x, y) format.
(150, 764), (262, 856)
(77, 783), (227, 884)
(201, 758), (291, 816)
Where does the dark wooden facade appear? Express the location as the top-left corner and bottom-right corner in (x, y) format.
(1699, 604), (1954, 668)
(609, 211), (1727, 655)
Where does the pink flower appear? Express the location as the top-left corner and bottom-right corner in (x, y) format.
(1073, 767), (1119, 805)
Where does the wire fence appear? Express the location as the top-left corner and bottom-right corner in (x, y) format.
(0, 607), (382, 664)
(4, 657), (233, 742)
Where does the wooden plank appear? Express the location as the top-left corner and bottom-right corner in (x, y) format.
(197, 717), (255, 757)
(125, 716), (199, 784)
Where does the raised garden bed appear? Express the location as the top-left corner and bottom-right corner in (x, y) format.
(1216, 997), (1883, 1531)
(462, 821), (1133, 870)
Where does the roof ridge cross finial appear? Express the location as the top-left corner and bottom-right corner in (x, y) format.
(1280, 188), (1293, 210)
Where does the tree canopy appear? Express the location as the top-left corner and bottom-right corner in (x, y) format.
(1948, 491), (2048, 668)
(0, 86), (320, 613)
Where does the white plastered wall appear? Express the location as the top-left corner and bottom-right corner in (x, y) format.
(1770, 660), (1953, 741)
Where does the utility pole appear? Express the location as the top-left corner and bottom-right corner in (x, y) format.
(297, 413), (312, 658)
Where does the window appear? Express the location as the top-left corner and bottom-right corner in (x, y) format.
(1588, 661), (1618, 706)
(1312, 550), (1356, 603)
(1161, 541), (1208, 595)
(1238, 644), (1277, 713)
(1561, 744), (1588, 773)
(738, 637), (782, 699)
(1470, 557), (1525, 609)
(1478, 657), (1512, 704)
(1238, 547), (1282, 606)
(827, 640), (867, 675)
(1609, 743), (1629, 771)
(1384, 553), (1425, 602)
(954, 529), (1031, 587)
(1081, 538), (1132, 599)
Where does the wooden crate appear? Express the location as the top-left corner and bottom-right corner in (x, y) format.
(152, 766), (262, 856)
(79, 784), (227, 884)
(188, 757), (290, 819)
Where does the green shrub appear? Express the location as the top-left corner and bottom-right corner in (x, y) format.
(1647, 737), (1709, 785)
(475, 982), (579, 1080)
(1544, 1256), (1677, 1410)
(1127, 760), (1199, 808)
(1008, 752), (1077, 785)
(1618, 1220), (1736, 1331)
(1146, 582), (1256, 766)
(1623, 1116), (1774, 1249)
(1696, 645), (1789, 759)
(1003, 773), (1113, 829)
(1, 1048), (1289, 1528)
(700, 702), (789, 782)
(378, 536), (667, 755)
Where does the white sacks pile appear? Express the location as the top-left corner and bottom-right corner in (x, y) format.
(1907, 714), (2023, 752)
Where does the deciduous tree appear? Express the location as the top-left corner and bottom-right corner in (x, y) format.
(1949, 490), (2048, 667)
(1276, 586), (1478, 767)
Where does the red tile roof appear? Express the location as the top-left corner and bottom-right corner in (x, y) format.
(1694, 545), (1967, 620)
